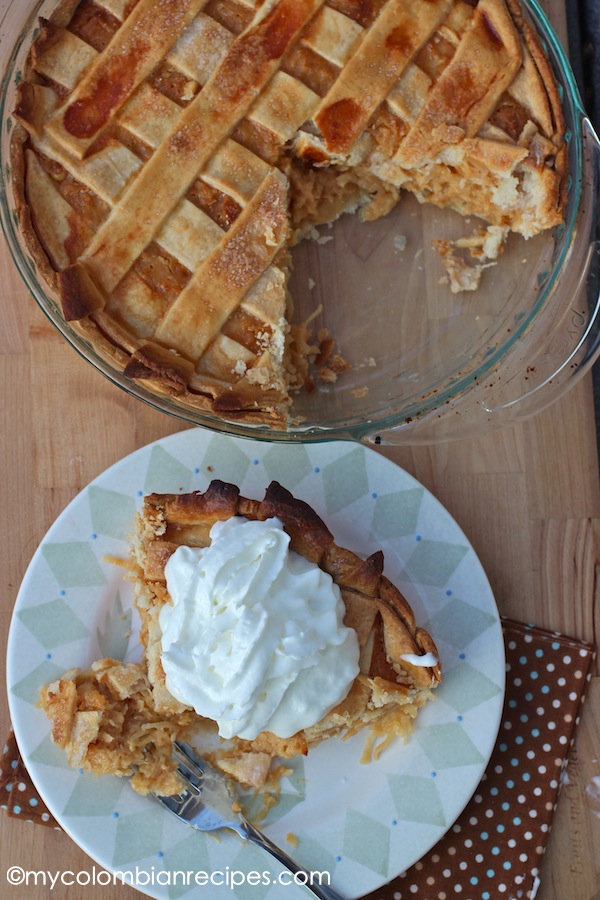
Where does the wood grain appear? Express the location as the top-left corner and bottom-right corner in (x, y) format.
(1, 1), (599, 898)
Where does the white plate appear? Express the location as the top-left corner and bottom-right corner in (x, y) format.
(7, 430), (505, 899)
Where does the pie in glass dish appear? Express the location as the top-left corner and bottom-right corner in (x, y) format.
(12, 0), (566, 426)
(41, 480), (442, 794)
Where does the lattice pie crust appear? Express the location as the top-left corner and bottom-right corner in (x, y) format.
(41, 481), (441, 793)
(13, 0), (566, 426)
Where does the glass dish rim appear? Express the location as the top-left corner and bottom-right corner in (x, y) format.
(0, 0), (590, 443)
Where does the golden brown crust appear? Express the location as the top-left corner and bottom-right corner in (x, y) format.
(42, 479), (442, 794)
(131, 480), (442, 771)
(40, 659), (196, 795)
(13, 0), (567, 427)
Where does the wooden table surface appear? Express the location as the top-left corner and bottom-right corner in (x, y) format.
(1, 1), (599, 898)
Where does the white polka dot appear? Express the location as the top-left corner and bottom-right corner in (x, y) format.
(529, 810), (538, 818)
(534, 787), (542, 796)
(519, 853), (529, 862)
(508, 839), (516, 848)
(475, 854), (484, 863)
(557, 676), (565, 685)
(18, 782), (26, 792)
(538, 765), (547, 774)
(464, 839), (473, 848)
(524, 831), (533, 839)
(459, 861), (468, 871)
(527, 750), (536, 759)
(574, 670), (583, 679)
(552, 699), (561, 709)
(563, 655), (572, 664)
(448, 846), (456, 856)
(443, 869), (451, 878)
(547, 721), (556, 730)
(543, 743), (551, 751)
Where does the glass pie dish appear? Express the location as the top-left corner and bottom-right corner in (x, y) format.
(1, 0), (599, 445)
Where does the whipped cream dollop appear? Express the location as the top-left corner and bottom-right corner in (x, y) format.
(159, 516), (360, 740)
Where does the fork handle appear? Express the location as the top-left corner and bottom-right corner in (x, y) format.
(237, 818), (346, 900)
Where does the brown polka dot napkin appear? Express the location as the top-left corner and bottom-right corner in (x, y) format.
(0, 730), (57, 828)
(1, 618), (595, 900)
(366, 617), (595, 900)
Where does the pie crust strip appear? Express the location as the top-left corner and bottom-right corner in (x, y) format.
(394, 0), (523, 167)
(154, 170), (288, 360)
(69, 0), (326, 300)
(313, 0), (454, 157)
(45, 0), (210, 158)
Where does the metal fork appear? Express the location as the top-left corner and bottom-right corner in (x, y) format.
(153, 741), (346, 900)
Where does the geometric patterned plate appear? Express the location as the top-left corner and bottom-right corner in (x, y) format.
(7, 429), (505, 898)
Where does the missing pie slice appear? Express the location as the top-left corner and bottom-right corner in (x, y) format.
(41, 480), (441, 794)
(13, 0), (566, 427)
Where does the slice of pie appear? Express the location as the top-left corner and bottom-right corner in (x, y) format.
(41, 480), (441, 794)
(12, 0), (566, 427)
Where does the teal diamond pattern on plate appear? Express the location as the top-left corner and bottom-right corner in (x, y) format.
(10, 660), (63, 705)
(18, 599), (90, 649)
(248, 757), (306, 825)
(88, 485), (137, 541)
(63, 773), (126, 817)
(96, 589), (132, 659)
(292, 836), (338, 881)
(42, 542), (107, 588)
(200, 434), (252, 484)
(160, 832), (211, 899)
(6, 432), (505, 900)
(403, 539), (469, 586)
(387, 775), (446, 826)
(112, 808), (165, 868)
(370, 488), (424, 540)
(28, 733), (73, 770)
(261, 444), (313, 488)
(417, 723), (485, 769)
(143, 445), (193, 494)
(440, 661), (503, 713)
(229, 844), (274, 900)
(343, 809), (390, 876)
(322, 448), (368, 514)
(428, 598), (498, 648)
